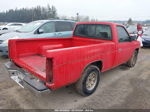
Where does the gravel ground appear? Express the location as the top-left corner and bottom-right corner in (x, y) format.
(0, 48), (150, 109)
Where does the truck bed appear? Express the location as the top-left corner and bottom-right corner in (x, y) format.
(9, 37), (110, 81)
(19, 55), (46, 78)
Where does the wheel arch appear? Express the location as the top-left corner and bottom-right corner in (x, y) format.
(83, 60), (103, 72)
(2, 27), (8, 30)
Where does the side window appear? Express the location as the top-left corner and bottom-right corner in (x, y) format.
(55, 22), (73, 32)
(117, 26), (130, 42)
(9, 24), (23, 26)
(39, 22), (55, 33)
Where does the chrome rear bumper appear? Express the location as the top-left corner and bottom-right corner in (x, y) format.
(4, 61), (50, 93)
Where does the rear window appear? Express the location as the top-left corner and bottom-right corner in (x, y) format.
(74, 24), (112, 40)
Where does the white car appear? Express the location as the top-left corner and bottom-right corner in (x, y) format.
(0, 23), (26, 35)
(0, 23), (25, 30)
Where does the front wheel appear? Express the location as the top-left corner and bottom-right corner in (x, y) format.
(75, 65), (100, 96)
(126, 50), (138, 67)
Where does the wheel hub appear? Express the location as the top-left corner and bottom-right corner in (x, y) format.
(86, 72), (97, 91)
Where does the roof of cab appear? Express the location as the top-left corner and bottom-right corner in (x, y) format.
(76, 21), (123, 26)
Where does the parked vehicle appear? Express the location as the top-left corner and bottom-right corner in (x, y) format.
(0, 23), (25, 31)
(5, 22), (140, 96)
(0, 23), (26, 35)
(142, 28), (150, 47)
(0, 20), (75, 56)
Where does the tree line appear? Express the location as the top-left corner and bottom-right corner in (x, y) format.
(0, 5), (57, 23)
(0, 5), (149, 24)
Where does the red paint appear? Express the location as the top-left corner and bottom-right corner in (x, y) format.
(9, 22), (140, 90)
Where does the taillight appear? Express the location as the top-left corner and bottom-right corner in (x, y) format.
(46, 58), (53, 83)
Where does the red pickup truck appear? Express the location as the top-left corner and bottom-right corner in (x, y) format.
(5, 22), (140, 96)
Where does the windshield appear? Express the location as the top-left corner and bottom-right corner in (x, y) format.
(74, 24), (112, 40)
(17, 21), (43, 33)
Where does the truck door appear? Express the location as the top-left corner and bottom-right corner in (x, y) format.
(116, 26), (134, 65)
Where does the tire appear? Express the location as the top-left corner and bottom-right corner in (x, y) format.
(126, 50), (138, 67)
(75, 65), (100, 96)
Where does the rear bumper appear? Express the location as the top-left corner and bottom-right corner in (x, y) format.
(4, 61), (50, 93)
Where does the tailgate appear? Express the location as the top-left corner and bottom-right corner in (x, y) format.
(5, 61), (49, 92)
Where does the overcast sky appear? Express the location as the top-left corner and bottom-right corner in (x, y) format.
(0, 0), (149, 20)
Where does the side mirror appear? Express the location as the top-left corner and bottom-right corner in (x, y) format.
(38, 29), (44, 34)
(130, 35), (137, 41)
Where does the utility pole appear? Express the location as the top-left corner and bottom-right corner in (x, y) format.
(76, 13), (79, 22)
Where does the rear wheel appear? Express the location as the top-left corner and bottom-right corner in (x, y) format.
(75, 65), (100, 96)
(126, 50), (138, 67)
